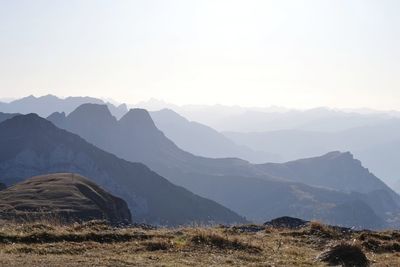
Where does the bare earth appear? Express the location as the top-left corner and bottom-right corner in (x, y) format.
(0, 221), (399, 266)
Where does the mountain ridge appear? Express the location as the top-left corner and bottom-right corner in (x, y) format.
(48, 103), (400, 229)
(0, 114), (245, 226)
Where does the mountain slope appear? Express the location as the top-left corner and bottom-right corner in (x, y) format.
(0, 114), (245, 226)
(149, 109), (279, 162)
(0, 173), (132, 224)
(48, 104), (399, 228)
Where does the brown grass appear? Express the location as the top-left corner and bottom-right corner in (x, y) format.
(190, 230), (261, 253)
(0, 221), (399, 266)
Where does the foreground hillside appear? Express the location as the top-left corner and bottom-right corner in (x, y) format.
(0, 220), (399, 266)
(0, 173), (132, 224)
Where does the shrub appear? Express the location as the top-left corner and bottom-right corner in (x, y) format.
(317, 242), (369, 267)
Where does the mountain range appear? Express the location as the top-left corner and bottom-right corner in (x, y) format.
(47, 103), (400, 229)
(224, 119), (400, 191)
(0, 95), (128, 119)
(149, 108), (279, 162)
(0, 114), (244, 226)
(4, 95), (400, 193)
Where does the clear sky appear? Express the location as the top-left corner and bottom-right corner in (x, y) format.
(0, 0), (399, 109)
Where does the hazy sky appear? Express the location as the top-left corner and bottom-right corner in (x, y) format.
(0, 0), (399, 109)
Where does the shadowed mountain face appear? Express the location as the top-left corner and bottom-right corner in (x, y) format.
(48, 104), (400, 229)
(0, 112), (18, 124)
(0, 95), (128, 119)
(149, 109), (280, 162)
(0, 114), (245, 226)
(0, 173), (132, 224)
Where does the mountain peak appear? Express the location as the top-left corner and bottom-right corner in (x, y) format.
(119, 108), (157, 129)
(68, 104), (115, 121)
(0, 113), (55, 131)
(322, 151), (354, 160)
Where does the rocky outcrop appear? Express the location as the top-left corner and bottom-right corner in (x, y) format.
(264, 216), (309, 229)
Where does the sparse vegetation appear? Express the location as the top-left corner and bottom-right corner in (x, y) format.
(0, 220), (399, 266)
(190, 230), (261, 253)
(317, 242), (369, 267)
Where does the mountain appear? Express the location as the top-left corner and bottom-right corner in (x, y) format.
(149, 109), (279, 162)
(256, 152), (400, 220)
(134, 102), (395, 133)
(257, 152), (393, 193)
(0, 95), (128, 119)
(0, 114), (245, 226)
(0, 173), (132, 224)
(224, 119), (400, 189)
(0, 183), (5, 191)
(48, 104), (400, 229)
(0, 112), (18, 124)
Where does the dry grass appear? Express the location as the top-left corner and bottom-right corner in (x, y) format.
(0, 220), (399, 266)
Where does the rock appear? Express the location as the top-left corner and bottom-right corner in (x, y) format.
(264, 216), (309, 229)
(230, 224), (266, 233)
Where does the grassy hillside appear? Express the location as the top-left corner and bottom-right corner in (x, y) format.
(0, 220), (399, 266)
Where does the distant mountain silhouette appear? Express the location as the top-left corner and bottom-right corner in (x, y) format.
(0, 114), (245, 226)
(258, 151), (397, 195)
(0, 95), (128, 119)
(149, 109), (280, 162)
(48, 104), (400, 229)
(0, 182), (5, 191)
(134, 101), (397, 132)
(224, 119), (400, 191)
(0, 173), (132, 224)
(257, 152), (400, 221)
(181, 107), (395, 132)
